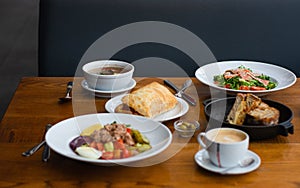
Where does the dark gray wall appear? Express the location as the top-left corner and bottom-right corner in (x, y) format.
(0, 0), (39, 120)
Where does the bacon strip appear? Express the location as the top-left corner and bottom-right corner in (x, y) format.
(223, 68), (269, 87)
(223, 70), (238, 79)
(248, 72), (269, 87)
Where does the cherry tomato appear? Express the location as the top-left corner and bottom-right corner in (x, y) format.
(239, 85), (250, 90)
(250, 86), (266, 90)
(225, 84), (231, 89)
(117, 139), (124, 144)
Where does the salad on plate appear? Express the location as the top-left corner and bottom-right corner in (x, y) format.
(213, 65), (277, 91)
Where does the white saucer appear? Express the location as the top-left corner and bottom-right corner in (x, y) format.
(194, 149), (261, 175)
(81, 79), (136, 98)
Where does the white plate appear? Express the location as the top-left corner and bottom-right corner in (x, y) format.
(45, 113), (172, 166)
(195, 61), (297, 95)
(81, 79), (136, 98)
(194, 149), (261, 175)
(105, 95), (189, 122)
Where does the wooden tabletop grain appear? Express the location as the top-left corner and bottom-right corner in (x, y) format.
(0, 77), (299, 187)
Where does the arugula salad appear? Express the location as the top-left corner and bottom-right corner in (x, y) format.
(213, 65), (277, 90)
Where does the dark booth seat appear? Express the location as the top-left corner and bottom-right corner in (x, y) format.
(38, 0), (300, 77)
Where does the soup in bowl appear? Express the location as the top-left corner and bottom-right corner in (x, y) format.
(82, 60), (134, 91)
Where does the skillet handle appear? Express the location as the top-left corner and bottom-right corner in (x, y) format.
(278, 123), (294, 136)
(202, 98), (218, 106)
(202, 98), (225, 106)
(287, 123), (294, 134)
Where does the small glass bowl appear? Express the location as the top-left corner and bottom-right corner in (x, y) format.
(174, 120), (200, 137)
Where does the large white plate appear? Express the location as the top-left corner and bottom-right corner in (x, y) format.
(45, 113), (172, 166)
(195, 61), (297, 95)
(105, 95), (189, 122)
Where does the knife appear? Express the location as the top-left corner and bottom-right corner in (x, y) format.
(164, 80), (197, 106)
(42, 124), (52, 162)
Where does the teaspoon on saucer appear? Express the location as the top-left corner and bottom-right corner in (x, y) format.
(220, 157), (255, 174)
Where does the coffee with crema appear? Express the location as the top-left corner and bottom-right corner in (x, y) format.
(198, 128), (249, 167)
(208, 129), (246, 143)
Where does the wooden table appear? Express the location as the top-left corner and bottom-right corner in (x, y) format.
(0, 77), (299, 187)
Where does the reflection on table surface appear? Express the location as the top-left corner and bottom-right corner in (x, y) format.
(0, 77), (299, 187)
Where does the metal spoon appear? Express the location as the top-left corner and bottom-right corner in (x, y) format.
(220, 157), (255, 174)
(22, 140), (46, 157)
(59, 81), (73, 102)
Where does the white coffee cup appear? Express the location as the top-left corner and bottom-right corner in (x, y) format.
(197, 128), (249, 168)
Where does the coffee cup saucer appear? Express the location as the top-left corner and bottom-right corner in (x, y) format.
(194, 149), (261, 175)
(81, 79), (136, 98)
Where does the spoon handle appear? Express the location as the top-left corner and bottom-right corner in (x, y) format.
(180, 79), (192, 92)
(22, 140), (46, 157)
(42, 124), (52, 162)
(42, 142), (50, 162)
(66, 81), (73, 95)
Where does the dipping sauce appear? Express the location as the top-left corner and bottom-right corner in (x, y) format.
(89, 66), (130, 75)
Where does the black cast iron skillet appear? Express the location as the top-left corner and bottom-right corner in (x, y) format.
(203, 97), (294, 140)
